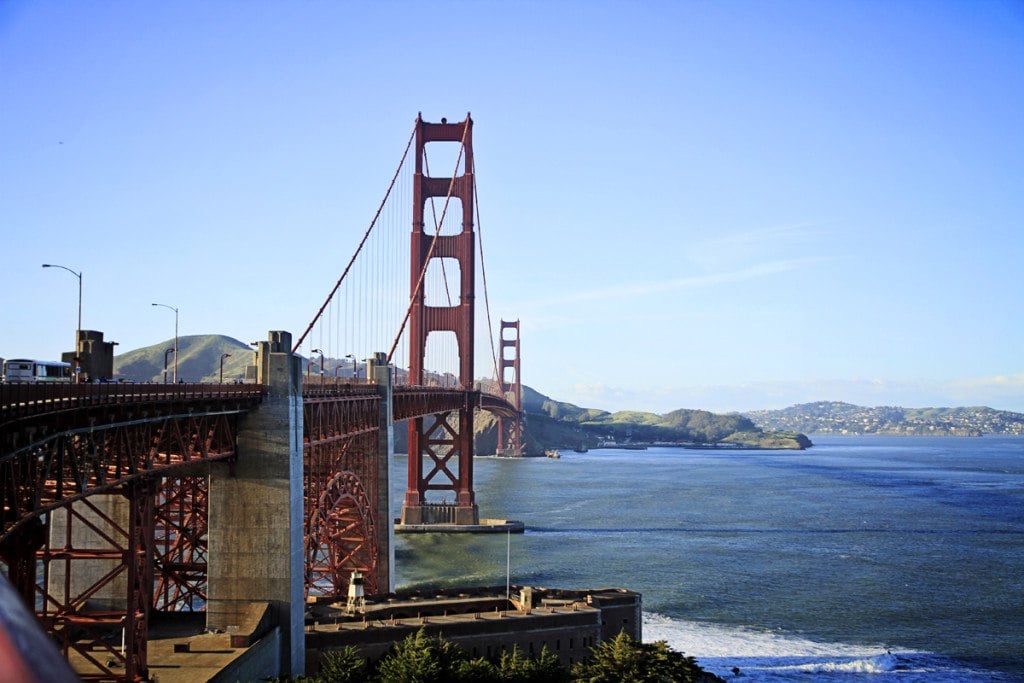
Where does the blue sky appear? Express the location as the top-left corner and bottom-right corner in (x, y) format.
(2, 1), (1022, 413)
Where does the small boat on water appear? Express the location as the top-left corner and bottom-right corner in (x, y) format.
(544, 449), (561, 459)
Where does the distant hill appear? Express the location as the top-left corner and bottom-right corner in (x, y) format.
(114, 335), (256, 383)
(475, 386), (811, 453)
(112, 338), (810, 450)
(745, 401), (1024, 436)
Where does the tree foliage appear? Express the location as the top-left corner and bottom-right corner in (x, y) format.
(301, 628), (718, 683)
(571, 631), (711, 683)
(498, 644), (569, 682)
(375, 629), (448, 682)
(317, 645), (369, 682)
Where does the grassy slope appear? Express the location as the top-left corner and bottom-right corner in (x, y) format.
(114, 335), (256, 383)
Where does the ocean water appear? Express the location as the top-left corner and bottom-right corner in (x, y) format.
(392, 435), (1024, 681)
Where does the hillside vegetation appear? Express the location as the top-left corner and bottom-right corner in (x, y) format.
(114, 335), (256, 383)
(481, 386), (811, 453)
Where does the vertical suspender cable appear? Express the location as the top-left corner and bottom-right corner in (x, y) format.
(293, 123), (417, 352)
(474, 169), (501, 384)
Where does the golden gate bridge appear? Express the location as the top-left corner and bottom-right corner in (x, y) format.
(0, 114), (526, 681)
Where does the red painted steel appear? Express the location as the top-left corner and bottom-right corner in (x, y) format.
(306, 469), (379, 596)
(153, 477), (208, 611)
(1, 410), (248, 545)
(405, 114), (479, 520)
(0, 354), (517, 682)
(393, 386), (475, 421)
(0, 382), (263, 426)
(0, 395), (257, 683)
(496, 320), (524, 455)
(302, 385), (383, 597)
(34, 482), (155, 681)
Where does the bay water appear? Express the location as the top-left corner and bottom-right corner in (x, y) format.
(392, 435), (1024, 681)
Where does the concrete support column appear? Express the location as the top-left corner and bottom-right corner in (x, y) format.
(207, 331), (304, 677)
(47, 494), (130, 611)
(367, 352), (394, 593)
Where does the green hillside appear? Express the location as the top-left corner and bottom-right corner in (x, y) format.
(514, 386), (810, 452)
(114, 335), (256, 383)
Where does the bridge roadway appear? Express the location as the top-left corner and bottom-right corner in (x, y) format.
(0, 364), (517, 682)
(1, 379), (515, 544)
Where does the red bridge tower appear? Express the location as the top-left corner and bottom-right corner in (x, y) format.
(496, 320), (524, 456)
(401, 114), (479, 526)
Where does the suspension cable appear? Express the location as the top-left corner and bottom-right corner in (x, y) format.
(474, 168), (501, 384)
(387, 119), (470, 365)
(293, 122), (417, 352)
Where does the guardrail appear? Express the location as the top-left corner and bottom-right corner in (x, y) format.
(1, 382), (265, 426)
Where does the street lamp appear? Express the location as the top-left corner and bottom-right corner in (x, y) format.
(249, 342), (259, 384)
(311, 348), (324, 384)
(345, 354), (356, 383)
(151, 303), (178, 383)
(163, 348), (174, 384)
(41, 263), (82, 382)
(220, 353), (231, 384)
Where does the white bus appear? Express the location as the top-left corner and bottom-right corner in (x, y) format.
(2, 359), (72, 383)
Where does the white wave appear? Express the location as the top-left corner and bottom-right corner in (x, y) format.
(643, 611), (892, 659)
(642, 612), (1005, 682)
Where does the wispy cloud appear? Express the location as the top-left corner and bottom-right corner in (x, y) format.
(523, 219), (833, 309)
(944, 373), (1024, 405)
(690, 221), (830, 254)
(529, 256), (825, 307)
(561, 373), (1024, 415)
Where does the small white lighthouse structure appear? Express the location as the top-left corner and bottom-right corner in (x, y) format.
(346, 570), (365, 614)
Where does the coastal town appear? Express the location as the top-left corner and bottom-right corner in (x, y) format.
(747, 401), (1024, 436)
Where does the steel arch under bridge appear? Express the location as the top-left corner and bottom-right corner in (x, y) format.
(302, 384), (519, 599)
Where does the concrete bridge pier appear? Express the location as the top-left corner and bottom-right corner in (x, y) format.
(207, 331), (305, 677)
(367, 352), (395, 593)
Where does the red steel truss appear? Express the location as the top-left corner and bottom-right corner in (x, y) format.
(0, 401), (249, 683)
(1, 407), (251, 545)
(306, 468), (379, 596)
(153, 476), (208, 612)
(36, 481), (155, 682)
(302, 386), (383, 597)
(0, 370), (516, 682)
(403, 113), (479, 525)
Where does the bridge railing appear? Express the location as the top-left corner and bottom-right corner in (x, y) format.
(474, 378), (503, 399)
(301, 382), (380, 399)
(392, 386), (478, 421)
(1, 382), (265, 426)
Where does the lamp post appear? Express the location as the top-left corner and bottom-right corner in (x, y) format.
(249, 342), (259, 384)
(346, 354), (356, 383)
(311, 348), (324, 385)
(151, 303), (178, 383)
(41, 263), (82, 382)
(220, 353), (231, 383)
(163, 348), (174, 384)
